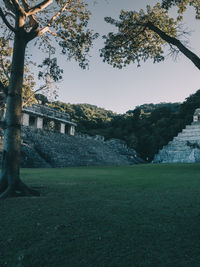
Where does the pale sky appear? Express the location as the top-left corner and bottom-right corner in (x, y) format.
(42, 0), (200, 113)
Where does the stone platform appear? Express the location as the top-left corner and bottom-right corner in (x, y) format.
(0, 126), (143, 168)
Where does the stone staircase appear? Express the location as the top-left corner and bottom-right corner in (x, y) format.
(153, 122), (200, 163)
(19, 126), (144, 167)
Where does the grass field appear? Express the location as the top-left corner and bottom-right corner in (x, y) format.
(0, 164), (200, 266)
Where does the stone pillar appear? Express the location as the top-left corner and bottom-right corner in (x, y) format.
(22, 113), (30, 126)
(69, 125), (75, 136)
(35, 117), (43, 129)
(60, 123), (65, 134)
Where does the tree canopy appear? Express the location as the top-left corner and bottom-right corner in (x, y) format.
(100, 1), (200, 70)
(0, 0), (97, 64)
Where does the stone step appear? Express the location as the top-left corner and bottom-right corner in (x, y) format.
(159, 140), (186, 151)
(167, 141), (187, 147)
(191, 122), (200, 125)
(158, 158), (193, 163)
(157, 154), (191, 161)
(182, 128), (200, 133)
(177, 129), (200, 136)
(177, 133), (200, 139)
(174, 136), (200, 141)
(178, 129), (200, 134)
(21, 126), (142, 167)
(159, 149), (192, 155)
(155, 147), (192, 156)
(161, 147), (191, 152)
(185, 124), (200, 130)
(154, 155), (193, 163)
(169, 139), (187, 144)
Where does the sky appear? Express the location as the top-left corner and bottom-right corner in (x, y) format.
(40, 0), (200, 114)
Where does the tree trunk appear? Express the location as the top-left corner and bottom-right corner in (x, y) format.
(0, 30), (39, 199)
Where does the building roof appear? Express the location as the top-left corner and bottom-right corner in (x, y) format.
(23, 104), (77, 126)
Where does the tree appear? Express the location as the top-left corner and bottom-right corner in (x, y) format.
(162, 0), (200, 19)
(100, 2), (200, 70)
(0, 0), (97, 199)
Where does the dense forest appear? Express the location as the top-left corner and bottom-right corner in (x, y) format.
(47, 89), (200, 161)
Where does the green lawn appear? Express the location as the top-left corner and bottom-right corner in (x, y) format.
(1, 164), (200, 266)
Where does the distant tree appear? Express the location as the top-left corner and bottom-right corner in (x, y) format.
(100, 2), (200, 70)
(0, 0), (97, 199)
(179, 88), (200, 122)
(35, 93), (49, 105)
(49, 101), (117, 133)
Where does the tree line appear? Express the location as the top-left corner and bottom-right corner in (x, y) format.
(50, 89), (200, 161)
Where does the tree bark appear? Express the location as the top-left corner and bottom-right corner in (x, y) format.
(0, 30), (39, 199)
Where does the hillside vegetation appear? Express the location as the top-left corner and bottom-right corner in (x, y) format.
(49, 102), (117, 132)
(49, 89), (200, 161)
(1, 165), (200, 266)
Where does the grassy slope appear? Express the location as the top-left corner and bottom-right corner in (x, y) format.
(1, 164), (200, 266)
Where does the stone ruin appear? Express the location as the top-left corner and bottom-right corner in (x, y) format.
(22, 104), (76, 135)
(20, 128), (144, 168)
(0, 103), (76, 150)
(0, 103), (144, 167)
(153, 108), (200, 163)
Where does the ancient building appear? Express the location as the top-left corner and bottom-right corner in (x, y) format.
(22, 104), (76, 135)
(153, 108), (200, 163)
(0, 103), (145, 167)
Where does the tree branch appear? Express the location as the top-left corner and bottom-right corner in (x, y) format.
(20, 0), (29, 11)
(22, 85), (46, 107)
(38, 3), (73, 37)
(27, 0), (53, 16)
(47, 29), (58, 36)
(26, 1), (72, 41)
(0, 8), (16, 32)
(21, 0), (39, 27)
(147, 21), (200, 70)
